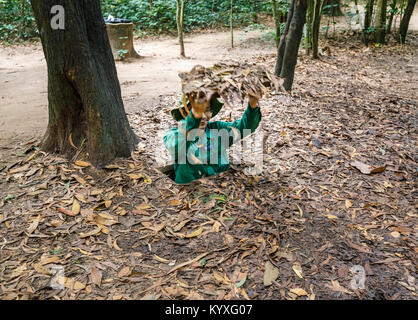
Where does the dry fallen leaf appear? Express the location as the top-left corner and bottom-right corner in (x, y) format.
(289, 288), (308, 296)
(26, 215), (41, 234)
(79, 226), (102, 238)
(90, 267), (102, 287)
(75, 160), (90, 167)
(345, 200), (353, 209)
(263, 261), (279, 286)
(292, 262), (303, 279)
(185, 227), (203, 238)
(173, 219), (190, 232)
(351, 160), (371, 174)
(72, 199), (81, 215)
(118, 266), (132, 277)
(170, 199), (182, 206)
(58, 207), (78, 217)
(55, 276), (86, 291)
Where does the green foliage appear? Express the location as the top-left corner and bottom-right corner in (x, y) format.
(0, 0), (288, 42)
(0, 0), (37, 43)
(101, 0), (270, 35)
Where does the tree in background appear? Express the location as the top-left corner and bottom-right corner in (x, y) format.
(271, 0), (281, 48)
(275, 0), (295, 76)
(275, 0), (308, 91)
(29, 0), (138, 166)
(399, 0), (417, 43)
(375, 0), (388, 43)
(230, 0), (234, 48)
(386, 0), (398, 34)
(363, 0), (375, 45)
(304, 0), (314, 55)
(176, 0), (186, 57)
(312, 0), (325, 59)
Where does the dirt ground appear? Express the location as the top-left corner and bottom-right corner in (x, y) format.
(0, 15), (417, 300)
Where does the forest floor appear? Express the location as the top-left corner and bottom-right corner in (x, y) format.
(0, 23), (417, 299)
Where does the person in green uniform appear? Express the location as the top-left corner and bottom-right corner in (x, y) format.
(164, 91), (262, 184)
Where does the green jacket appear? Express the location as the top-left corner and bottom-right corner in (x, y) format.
(163, 104), (261, 184)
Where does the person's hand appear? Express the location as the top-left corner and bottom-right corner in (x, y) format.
(249, 90), (264, 109)
(188, 91), (209, 119)
(249, 96), (258, 109)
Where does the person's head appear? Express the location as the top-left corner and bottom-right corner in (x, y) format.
(199, 110), (212, 129)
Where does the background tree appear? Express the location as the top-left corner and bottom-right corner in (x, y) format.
(275, 0), (308, 91)
(230, 0), (234, 48)
(271, 0), (281, 48)
(375, 0), (388, 43)
(386, 0), (398, 33)
(304, 0), (314, 55)
(275, 0), (296, 76)
(398, 0), (417, 43)
(363, 0), (375, 45)
(176, 0), (186, 57)
(29, 0), (138, 167)
(312, 0), (325, 59)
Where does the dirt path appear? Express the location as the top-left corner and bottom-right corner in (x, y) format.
(0, 29), (275, 145)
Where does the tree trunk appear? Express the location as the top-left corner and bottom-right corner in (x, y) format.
(312, 0), (324, 59)
(176, 0), (186, 57)
(230, 0), (234, 48)
(324, 0), (343, 16)
(18, 0), (26, 40)
(304, 0), (314, 55)
(30, 0), (138, 167)
(375, 0), (387, 43)
(398, 0), (417, 43)
(106, 23), (140, 60)
(275, 0), (296, 76)
(279, 0), (308, 91)
(363, 0), (375, 44)
(386, 0), (397, 33)
(271, 0), (281, 48)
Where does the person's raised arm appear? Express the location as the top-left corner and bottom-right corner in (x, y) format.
(211, 94), (262, 146)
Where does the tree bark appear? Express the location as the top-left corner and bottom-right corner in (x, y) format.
(30, 0), (138, 167)
(18, 0), (26, 40)
(386, 0), (397, 33)
(304, 0), (313, 55)
(271, 0), (281, 48)
(398, 0), (417, 43)
(230, 0), (234, 48)
(274, 0), (296, 76)
(279, 0), (308, 91)
(312, 0), (324, 59)
(363, 0), (375, 45)
(176, 0), (186, 57)
(375, 0), (387, 44)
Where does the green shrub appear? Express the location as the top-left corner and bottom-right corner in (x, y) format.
(0, 0), (37, 43)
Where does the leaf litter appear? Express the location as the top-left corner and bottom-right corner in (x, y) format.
(0, 34), (417, 300)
